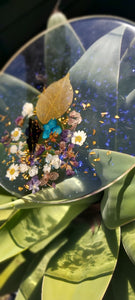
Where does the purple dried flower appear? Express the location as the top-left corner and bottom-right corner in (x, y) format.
(15, 116), (24, 126)
(61, 129), (72, 143)
(28, 175), (40, 193)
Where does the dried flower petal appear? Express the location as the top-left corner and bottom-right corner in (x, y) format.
(36, 73), (73, 124)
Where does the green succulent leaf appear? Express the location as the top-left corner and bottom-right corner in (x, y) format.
(45, 12), (85, 84)
(119, 37), (135, 105)
(15, 237), (67, 300)
(42, 275), (112, 300)
(101, 167), (135, 229)
(0, 252), (33, 296)
(89, 149), (135, 189)
(42, 215), (120, 300)
(0, 186), (16, 224)
(103, 245), (135, 300)
(122, 221), (135, 265)
(0, 186), (101, 210)
(45, 219), (120, 282)
(0, 201), (90, 262)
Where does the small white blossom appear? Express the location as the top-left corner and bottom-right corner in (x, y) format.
(20, 163), (29, 173)
(29, 165), (38, 177)
(43, 164), (51, 174)
(71, 130), (87, 146)
(45, 154), (61, 169)
(22, 102), (34, 118)
(11, 127), (22, 141)
(6, 163), (19, 181)
(18, 141), (26, 156)
(10, 145), (18, 154)
(51, 155), (61, 169)
(45, 154), (53, 164)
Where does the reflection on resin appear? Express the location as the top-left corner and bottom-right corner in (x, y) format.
(0, 16), (135, 200)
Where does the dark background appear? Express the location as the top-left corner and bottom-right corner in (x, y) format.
(0, 0), (135, 69)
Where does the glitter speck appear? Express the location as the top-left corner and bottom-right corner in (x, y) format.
(107, 151), (112, 155)
(93, 157), (100, 162)
(114, 115), (120, 119)
(101, 112), (108, 117)
(18, 187), (23, 191)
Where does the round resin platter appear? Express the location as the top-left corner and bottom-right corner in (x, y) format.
(0, 15), (135, 202)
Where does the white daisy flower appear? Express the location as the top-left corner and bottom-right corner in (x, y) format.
(10, 145), (18, 154)
(43, 164), (51, 174)
(6, 163), (19, 181)
(51, 155), (61, 169)
(29, 165), (38, 177)
(22, 102), (34, 118)
(71, 130), (87, 146)
(11, 127), (22, 141)
(20, 163), (29, 173)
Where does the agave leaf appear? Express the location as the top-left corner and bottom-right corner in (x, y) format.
(122, 221), (135, 264)
(45, 12), (85, 84)
(42, 218), (120, 300)
(0, 183), (102, 210)
(89, 149), (135, 188)
(103, 245), (135, 300)
(45, 220), (120, 282)
(36, 73), (73, 124)
(42, 275), (111, 300)
(101, 167), (135, 229)
(15, 237), (67, 300)
(0, 186), (16, 224)
(119, 37), (135, 104)
(0, 252), (33, 295)
(0, 200), (90, 262)
(69, 25), (125, 151)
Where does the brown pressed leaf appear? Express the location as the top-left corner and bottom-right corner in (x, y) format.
(36, 73), (73, 124)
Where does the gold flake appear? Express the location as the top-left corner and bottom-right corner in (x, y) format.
(92, 141), (96, 145)
(23, 174), (29, 180)
(82, 103), (87, 110)
(107, 151), (112, 155)
(99, 121), (104, 124)
(92, 129), (96, 136)
(89, 151), (96, 155)
(5, 121), (11, 127)
(86, 103), (91, 107)
(75, 90), (79, 94)
(109, 128), (116, 133)
(18, 187), (23, 191)
(2, 160), (6, 164)
(24, 184), (29, 190)
(0, 114), (7, 122)
(91, 163), (95, 167)
(93, 157), (100, 162)
(93, 173), (97, 176)
(101, 112), (108, 117)
(114, 115), (120, 119)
